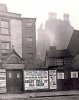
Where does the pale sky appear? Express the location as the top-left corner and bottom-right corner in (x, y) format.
(0, 0), (79, 30)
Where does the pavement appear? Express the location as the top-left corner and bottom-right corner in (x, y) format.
(0, 90), (79, 99)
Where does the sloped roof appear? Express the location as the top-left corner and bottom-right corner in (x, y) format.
(46, 49), (73, 58)
(67, 29), (79, 56)
(4, 49), (24, 64)
(70, 54), (79, 69)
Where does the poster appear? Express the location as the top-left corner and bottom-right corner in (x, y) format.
(0, 69), (6, 93)
(24, 70), (48, 90)
(49, 70), (57, 89)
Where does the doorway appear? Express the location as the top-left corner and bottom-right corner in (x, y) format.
(6, 69), (23, 93)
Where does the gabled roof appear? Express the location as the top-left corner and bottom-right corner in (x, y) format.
(67, 29), (79, 56)
(4, 49), (24, 64)
(46, 49), (73, 58)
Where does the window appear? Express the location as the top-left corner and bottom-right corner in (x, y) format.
(0, 20), (9, 34)
(26, 37), (33, 47)
(26, 20), (33, 28)
(57, 59), (63, 65)
(1, 21), (9, 28)
(71, 72), (78, 78)
(26, 22), (32, 27)
(57, 72), (64, 79)
(48, 59), (57, 66)
(17, 73), (20, 78)
(9, 73), (12, 78)
(1, 42), (10, 54)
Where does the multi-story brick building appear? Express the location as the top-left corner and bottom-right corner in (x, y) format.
(0, 3), (36, 93)
(22, 18), (36, 67)
(0, 3), (36, 67)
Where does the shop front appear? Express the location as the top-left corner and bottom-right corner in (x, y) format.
(0, 67), (79, 93)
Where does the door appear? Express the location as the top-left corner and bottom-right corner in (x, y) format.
(6, 70), (23, 93)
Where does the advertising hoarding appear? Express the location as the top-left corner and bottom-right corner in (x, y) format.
(49, 70), (57, 89)
(0, 69), (6, 93)
(24, 70), (48, 90)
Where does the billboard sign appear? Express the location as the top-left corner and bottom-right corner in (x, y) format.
(24, 70), (48, 90)
(0, 69), (6, 93)
(49, 70), (57, 89)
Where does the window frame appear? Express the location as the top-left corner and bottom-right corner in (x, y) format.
(56, 58), (64, 66)
(71, 71), (78, 78)
(8, 72), (12, 78)
(1, 41), (10, 55)
(26, 20), (33, 28)
(17, 73), (20, 78)
(0, 20), (10, 35)
(57, 72), (64, 79)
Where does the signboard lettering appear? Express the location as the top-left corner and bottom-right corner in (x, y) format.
(24, 70), (48, 90)
(0, 69), (6, 93)
(49, 70), (57, 89)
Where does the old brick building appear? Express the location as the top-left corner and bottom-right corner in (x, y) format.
(44, 30), (79, 90)
(45, 46), (73, 90)
(45, 46), (73, 68)
(0, 3), (36, 93)
(22, 18), (36, 67)
(0, 3), (36, 68)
